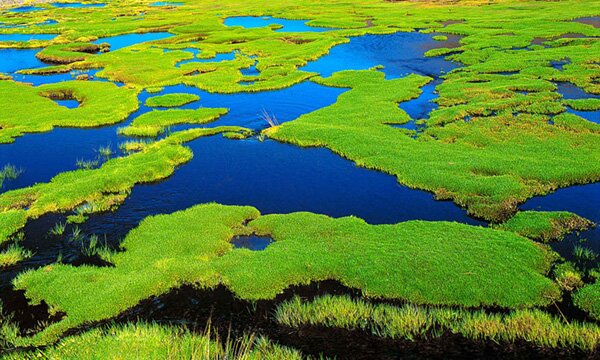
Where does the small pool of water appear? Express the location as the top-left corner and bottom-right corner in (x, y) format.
(53, 99), (80, 108)
(8, 6), (45, 13)
(150, 2), (183, 6)
(557, 82), (600, 124)
(0, 33), (57, 42)
(301, 32), (458, 79)
(51, 2), (106, 8)
(94, 32), (173, 51)
(224, 16), (335, 33)
(232, 235), (273, 250)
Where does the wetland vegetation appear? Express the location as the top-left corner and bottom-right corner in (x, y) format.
(0, 0), (599, 358)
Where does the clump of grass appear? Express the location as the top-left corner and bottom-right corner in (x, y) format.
(48, 222), (67, 237)
(82, 234), (115, 263)
(0, 164), (22, 188)
(0, 244), (32, 268)
(497, 211), (594, 242)
(96, 145), (113, 160)
(75, 158), (99, 170)
(573, 245), (598, 262)
(275, 295), (600, 352)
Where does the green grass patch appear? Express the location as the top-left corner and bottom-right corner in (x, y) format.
(275, 295), (600, 352)
(0, 244), (32, 268)
(119, 107), (228, 137)
(14, 203), (558, 344)
(0, 80), (139, 143)
(144, 93), (200, 108)
(496, 211), (594, 242)
(574, 282), (600, 321)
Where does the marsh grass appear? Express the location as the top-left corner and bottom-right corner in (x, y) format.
(75, 158), (99, 170)
(0, 164), (22, 188)
(275, 295), (600, 352)
(48, 222), (66, 237)
(96, 145), (113, 159)
(5, 322), (303, 360)
(0, 244), (32, 268)
(573, 245), (598, 263)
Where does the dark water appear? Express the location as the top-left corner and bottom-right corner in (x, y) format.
(232, 235), (274, 250)
(224, 16), (335, 33)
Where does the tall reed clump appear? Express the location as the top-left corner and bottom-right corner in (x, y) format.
(275, 295), (600, 352)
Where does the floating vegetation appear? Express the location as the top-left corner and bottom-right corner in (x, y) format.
(48, 222), (66, 237)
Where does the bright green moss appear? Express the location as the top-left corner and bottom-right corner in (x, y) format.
(275, 295), (600, 352)
(14, 203), (559, 344)
(496, 211), (594, 242)
(574, 282), (600, 321)
(4, 323), (302, 360)
(0, 80), (139, 143)
(144, 93), (200, 108)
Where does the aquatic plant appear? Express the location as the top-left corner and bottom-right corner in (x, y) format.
(14, 203), (559, 344)
(573, 245), (598, 262)
(0, 244), (32, 268)
(0, 164), (22, 188)
(575, 282), (600, 321)
(48, 222), (67, 237)
(96, 145), (113, 159)
(275, 295), (600, 352)
(118, 108), (229, 137)
(75, 158), (99, 170)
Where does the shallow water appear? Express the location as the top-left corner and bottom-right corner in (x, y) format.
(150, 2), (183, 6)
(94, 32), (173, 51)
(8, 6), (45, 13)
(224, 16), (334, 33)
(0, 33), (56, 42)
(301, 32), (458, 78)
(51, 2), (106, 8)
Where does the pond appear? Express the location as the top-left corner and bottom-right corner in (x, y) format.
(94, 32), (173, 51)
(0, 33), (57, 42)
